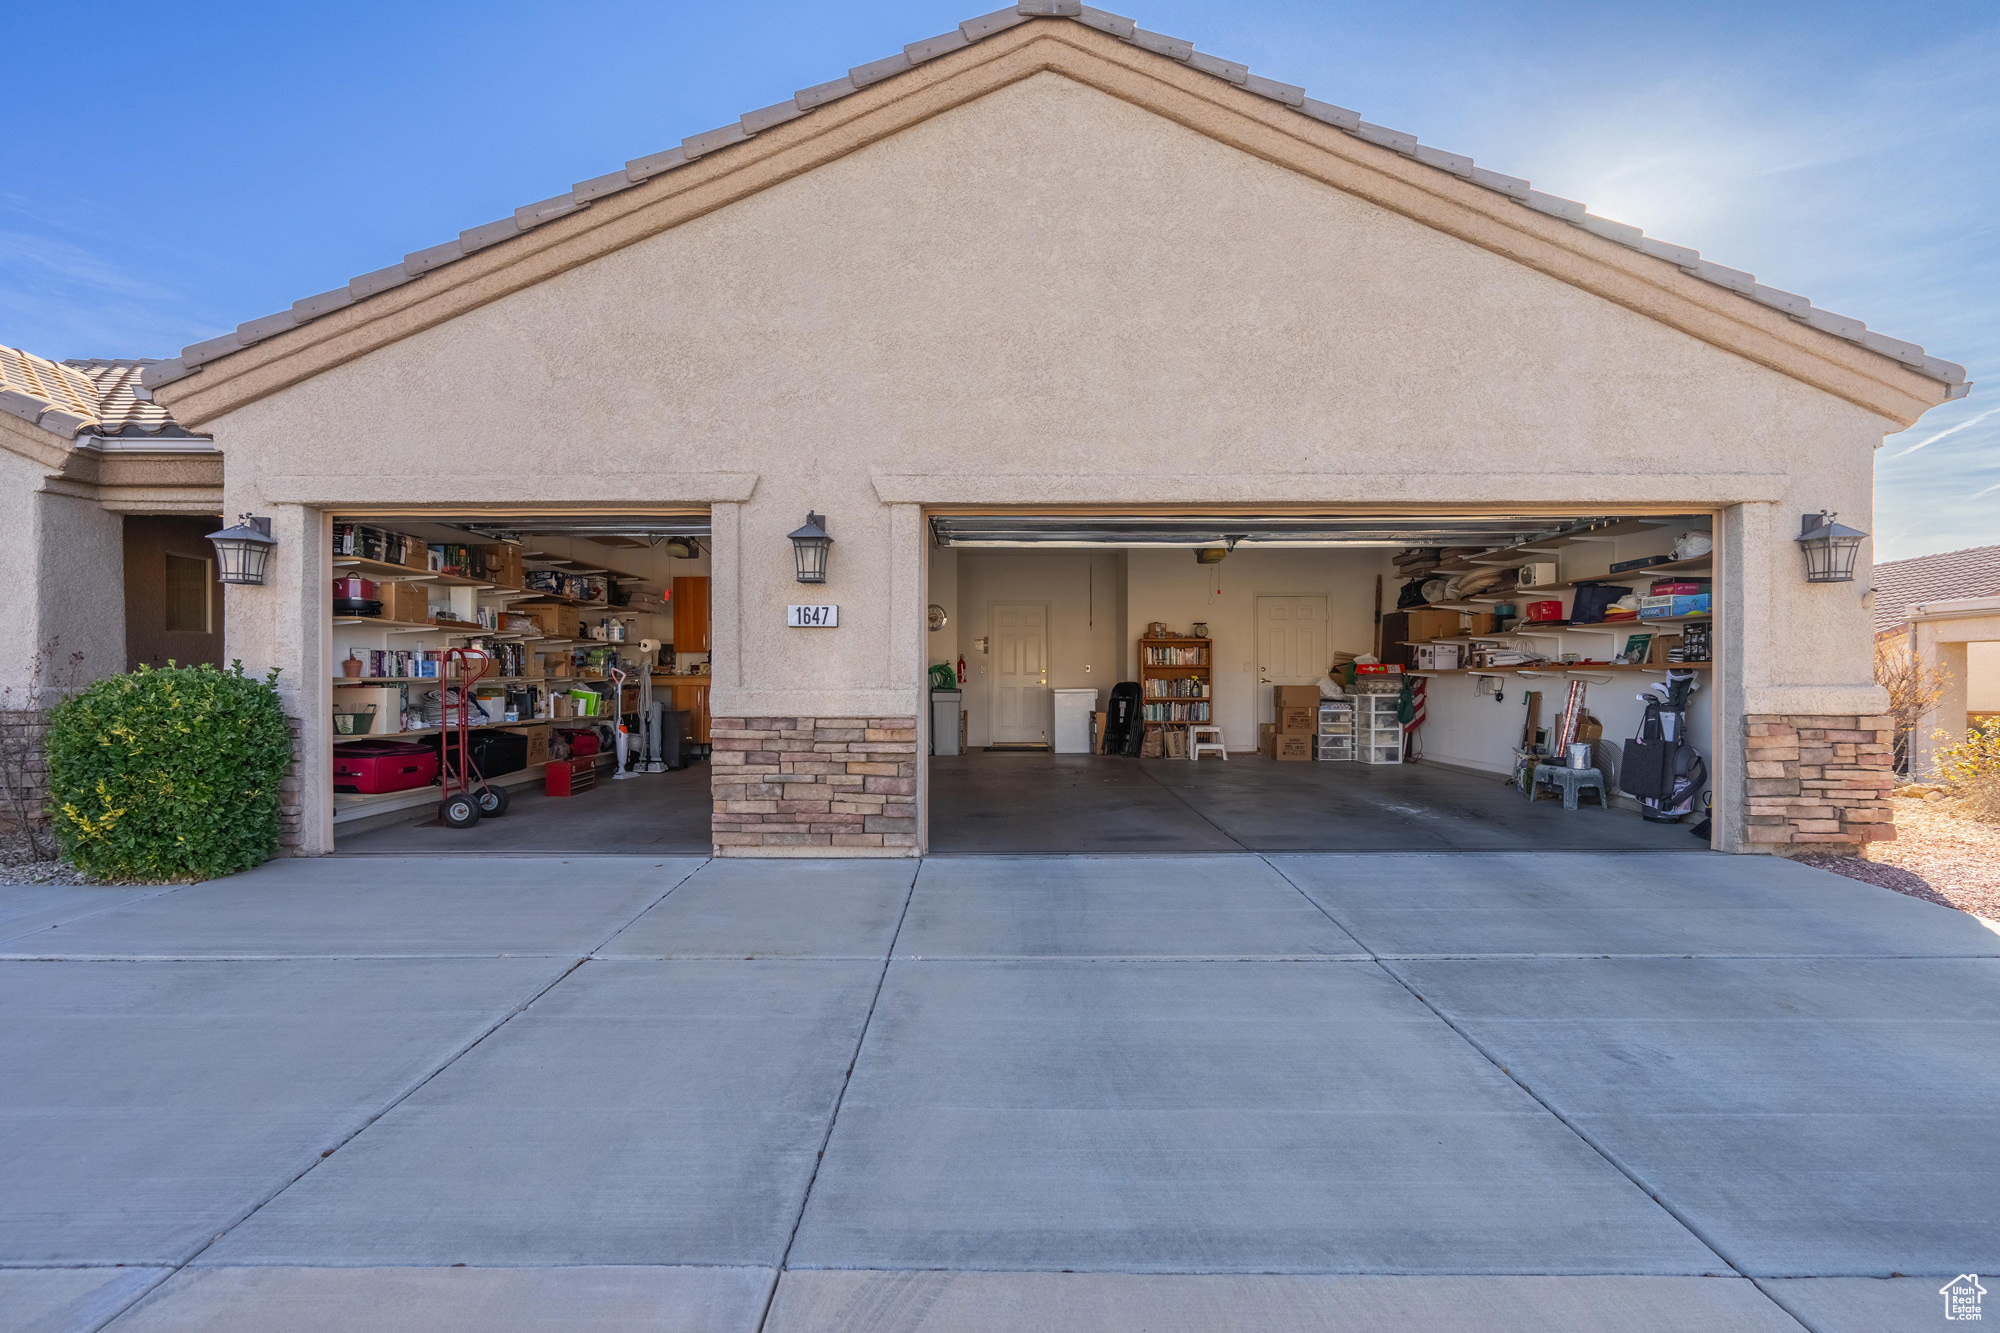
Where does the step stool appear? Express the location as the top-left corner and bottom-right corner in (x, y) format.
(1188, 724), (1228, 761)
(1532, 764), (1607, 811)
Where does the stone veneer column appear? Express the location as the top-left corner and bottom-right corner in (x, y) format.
(1742, 713), (1896, 850)
(710, 715), (918, 852)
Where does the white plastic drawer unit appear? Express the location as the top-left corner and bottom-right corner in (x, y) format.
(1316, 697), (1356, 760)
(1358, 694), (1404, 765)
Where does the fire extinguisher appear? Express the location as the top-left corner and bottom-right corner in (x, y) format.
(957, 654), (968, 686)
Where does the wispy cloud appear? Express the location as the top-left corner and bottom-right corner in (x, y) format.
(1883, 406), (2000, 461)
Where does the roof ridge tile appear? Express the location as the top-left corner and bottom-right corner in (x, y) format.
(138, 2), (1971, 402)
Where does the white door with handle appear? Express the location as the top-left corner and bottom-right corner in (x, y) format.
(1256, 594), (1329, 717)
(991, 602), (1050, 746)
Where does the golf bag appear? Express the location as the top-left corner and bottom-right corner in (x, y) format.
(1620, 670), (1707, 823)
(1105, 682), (1143, 757)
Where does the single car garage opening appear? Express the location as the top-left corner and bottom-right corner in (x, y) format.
(328, 512), (714, 853)
(925, 511), (1717, 853)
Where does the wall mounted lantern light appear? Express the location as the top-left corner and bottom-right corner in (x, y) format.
(788, 512), (833, 584)
(206, 514), (278, 586)
(1795, 510), (1867, 584)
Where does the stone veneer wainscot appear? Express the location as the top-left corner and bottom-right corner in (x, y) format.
(1742, 714), (1896, 850)
(711, 716), (918, 852)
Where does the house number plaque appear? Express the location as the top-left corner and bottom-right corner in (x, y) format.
(787, 604), (839, 628)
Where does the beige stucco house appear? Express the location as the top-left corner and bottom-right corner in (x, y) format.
(133, 4), (1966, 858)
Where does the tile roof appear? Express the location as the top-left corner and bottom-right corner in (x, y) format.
(1873, 544), (2000, 633)
(140, 2), (1972, 402)
(0, 345), (207, 443)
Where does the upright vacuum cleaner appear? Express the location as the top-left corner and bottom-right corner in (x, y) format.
(1620, 669), (1707, 823)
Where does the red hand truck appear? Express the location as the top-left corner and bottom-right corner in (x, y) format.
(437, 646), (511, 828)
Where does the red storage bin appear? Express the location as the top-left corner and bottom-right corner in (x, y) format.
(333, 741), (440, 794)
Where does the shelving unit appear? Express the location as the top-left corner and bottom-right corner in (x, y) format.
(1138, 637), (1212, 729)
(324, 520), (708, 832)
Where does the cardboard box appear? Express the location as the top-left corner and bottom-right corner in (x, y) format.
(1274, 732), (1312, 761)
(1405, 608), (1462, 641)
(401, 536), (430, 572)
(1258, 723), (1276, 759)
(1276, 705), (1317, 734)
(380, 581), (433, 624)
(523, 727), (550, 765)
(520, 603), (581, 639)
(1274, 685), (1321, 709)
(480, 544), (525, 589)
(332, 685), (402, 736)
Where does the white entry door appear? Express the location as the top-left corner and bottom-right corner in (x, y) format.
(1257, 594), (1329, 710)
(991, 602), (1049, 746)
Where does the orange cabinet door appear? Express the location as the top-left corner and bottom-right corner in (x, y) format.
(669, 680), (711, 745)
(672, 576), (711, 654)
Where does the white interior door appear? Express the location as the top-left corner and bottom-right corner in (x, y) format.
(991, 602), (1049, 746)
(1257, 595), (1329, 709)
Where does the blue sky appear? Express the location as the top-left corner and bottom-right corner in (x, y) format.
(5, 1), (1993, 560)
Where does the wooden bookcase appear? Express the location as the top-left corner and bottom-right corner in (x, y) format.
(1138, 637), (1212, 729)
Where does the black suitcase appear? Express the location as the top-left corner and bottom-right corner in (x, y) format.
(1104, 682), (1141, 756)
(431, 728), (530, 779)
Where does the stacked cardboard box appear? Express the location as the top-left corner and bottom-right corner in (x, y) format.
(1273, 685), (1318, 761)
(480, 544), (525, 590)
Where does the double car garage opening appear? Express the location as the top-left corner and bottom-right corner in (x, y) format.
(326, 507), (1719, 856)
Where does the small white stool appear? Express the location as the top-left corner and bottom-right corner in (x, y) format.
(1188, 724), (1228, 761)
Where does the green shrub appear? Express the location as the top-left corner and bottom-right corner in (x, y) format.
(46, 663), (292, 881)
(1930, 723), (2000, 824)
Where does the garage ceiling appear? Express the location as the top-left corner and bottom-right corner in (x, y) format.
(929, 514), (1613, 548)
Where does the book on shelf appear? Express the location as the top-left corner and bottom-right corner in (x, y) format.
(1142, 643), (1209, 667)
(1142, 701), (1211, 723)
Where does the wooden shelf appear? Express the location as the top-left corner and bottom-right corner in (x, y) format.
(332, 556), (493, 588)
(1409, 663), (1711, 677)
(333, 616), (440, 630)
(1138, 637), (1210, 726)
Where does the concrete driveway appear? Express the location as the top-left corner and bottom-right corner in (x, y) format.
(2, 852), (1996, 1332)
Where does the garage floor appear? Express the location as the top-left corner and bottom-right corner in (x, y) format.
(336, 761), (713, 854)
(930, 752), (1702, 854)
(3, 852), (1993, 1332)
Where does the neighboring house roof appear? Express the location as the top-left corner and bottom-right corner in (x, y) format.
(141, 1), (1971, 416)
(0, 346), (208, 446)
(1873, 544), (2000, 633)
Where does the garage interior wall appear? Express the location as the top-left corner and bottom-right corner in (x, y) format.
(945, 550), (1126, 750)
(934, 517), (1715, 789)
(1124, 546), (1380, 744)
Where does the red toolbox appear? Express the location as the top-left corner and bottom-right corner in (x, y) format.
(333, 741), (440, 795)
(545, 758), (597, 797)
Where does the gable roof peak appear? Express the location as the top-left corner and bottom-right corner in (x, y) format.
(140, 2), (1970, 411)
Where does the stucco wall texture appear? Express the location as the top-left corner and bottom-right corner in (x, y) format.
(200, 71), (1894, 853)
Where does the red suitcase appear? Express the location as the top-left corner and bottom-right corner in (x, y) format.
(333, 741), (440, 794)
(555, 728), (601, 757)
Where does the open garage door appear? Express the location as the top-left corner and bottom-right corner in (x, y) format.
(924, 510), (1718, 854)
(326, 511), (716, 854)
